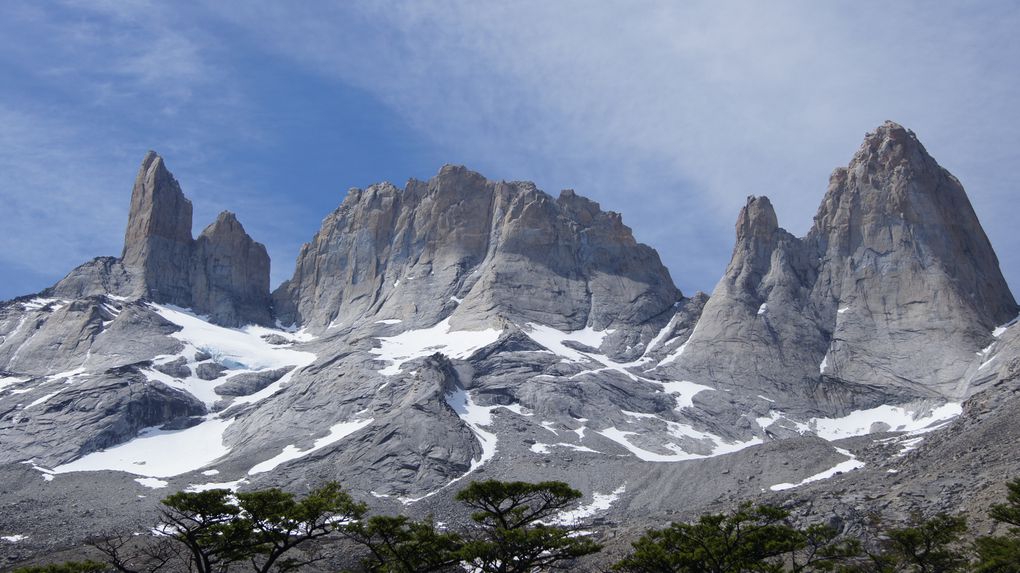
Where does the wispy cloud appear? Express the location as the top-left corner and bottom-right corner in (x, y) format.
(212, 0), (1020, 294)
(2, 2), (1018, 300)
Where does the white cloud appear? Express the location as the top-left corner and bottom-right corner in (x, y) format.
(2, 1), (1018, 298)
(211, 0), (1020, 294)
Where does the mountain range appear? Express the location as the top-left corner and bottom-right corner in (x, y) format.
(1, 121), (1018, 567)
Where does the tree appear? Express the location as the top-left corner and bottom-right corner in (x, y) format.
(975, 478), (1020, 573)
(236, 482), (366, 572)
(613, 503), (803, 573)
(455, 480), (602, 572)
(157, 488), (248, 573)
(156, 482), (364, 573)
(89, 533), (179, 573)
(881, 513), (969, 573)
(785, 523), (861, 573)
(345, 515), (463, 572)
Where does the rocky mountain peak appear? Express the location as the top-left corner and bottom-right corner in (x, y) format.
(192, 211), (271, 327)
(810, 122), (1017, 329)
(668, 122), (1017, 403)
(120, 151), (195, 306)
(273, 166), (680, 335)
(736, 195), (779, 244)
(48, 153), (272, 326)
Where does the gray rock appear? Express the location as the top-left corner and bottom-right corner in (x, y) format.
(2, 124), (1019, 567)
(48, 152), (273, 327)
(194, 362), (227, 380)
(669, 122), (1018, 409)
(0, 366), (205, 466)
(191, 212), (272, 327)
(215, 366), (293, 396)
(45, 257), (137, 301)
(273, 165), (680, 338)
(261, 333), (290, 345)
(121, 151), (195, 307)
(153, 356), (190, 378)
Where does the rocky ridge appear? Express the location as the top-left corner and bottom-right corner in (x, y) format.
(0, 122), (1017, 566)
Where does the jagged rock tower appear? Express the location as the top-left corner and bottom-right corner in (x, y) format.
(51, 152), (271, 326)
(669, 122), (1017, 406)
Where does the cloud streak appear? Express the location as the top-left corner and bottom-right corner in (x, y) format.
(212, 0), (1020, 294)
(2, 1), (1018, 301)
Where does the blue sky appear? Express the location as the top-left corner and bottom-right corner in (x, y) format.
(2, 1), (1019, 303)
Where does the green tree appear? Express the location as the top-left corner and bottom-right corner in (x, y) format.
(786, 523), (861, 572)
(236, 482), (366, 572)
(975, 478), (1020, 573)
(158, 488), (247, 573)
(881, 513), (969, 573)
(613, 503), (804, 573)
(345, 515), (463, 572)
(455, 480), (602, 572)
(156, 482), (363, 573)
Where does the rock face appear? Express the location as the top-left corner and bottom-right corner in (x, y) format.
(50, 152), (271, 327)
(192, 212), (272, 327)
(121, 152), (195, 306)
(272, 165), (681, 340)
(671, 122), (1018, 407)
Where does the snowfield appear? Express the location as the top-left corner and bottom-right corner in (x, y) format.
(371, 318), (502, 376)
(52, 417), (234, 478)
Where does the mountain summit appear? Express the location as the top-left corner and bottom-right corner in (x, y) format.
(0, 123), (1017, 566)
(49, 152), (271, 327)
(671, 121), (1016, 409)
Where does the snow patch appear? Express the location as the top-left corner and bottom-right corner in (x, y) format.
(770, 447), (864, 491)
(801, 403), (962, 441)
(376, 319), (403, 325)
(757, 303), (768, 316)
(1, 535), (27, 543)
(659, 380), (712, 410)
(597, 425), (761, 462)
(186, 479), (247, 493)
(524, 323), (608, 362)
(24, 390), (62, 410)
(135, 477), (169, 489)
(993, 314), (1019, 337)
(0, 376), (28, 392)
(21, 460), (55, 481)
(152, 305), (315, 371)
(21, 297), (65, 311)
(643, 315), (677, 355)
(248, 418), (374, 475)
(837, 306), (850, 314)
(53, 417), (233, 478)
(552, 485), (626, 525)
(819, 354), (829, 374)
(371, 318), (502, 376)
(530, 443), (600, 455)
